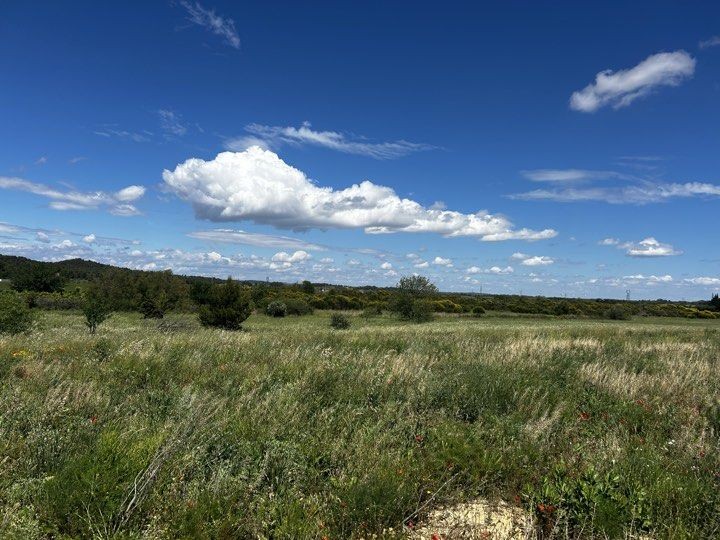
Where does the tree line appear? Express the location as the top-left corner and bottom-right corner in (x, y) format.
(1, 255), (718, 336)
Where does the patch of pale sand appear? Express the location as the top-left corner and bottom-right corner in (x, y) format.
(409, 499), (535, 539)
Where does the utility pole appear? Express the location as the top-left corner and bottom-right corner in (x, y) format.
(626, 289), (631, 301)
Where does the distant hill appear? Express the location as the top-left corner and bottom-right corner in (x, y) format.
(0, 254), (115, 281)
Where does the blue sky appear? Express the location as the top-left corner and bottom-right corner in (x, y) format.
(1, 1), (719, 299)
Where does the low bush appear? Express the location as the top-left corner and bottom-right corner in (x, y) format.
(0, 292), (35, 334)
(330, 313), (351, 329)
(283, 298), (313, 316)
(471, 305), (485, 317)
(605, 304), (631, 321)
(266, 301), (287, 317)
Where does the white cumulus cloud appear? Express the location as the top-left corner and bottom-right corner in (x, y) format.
(512, 253), (554, 266)
(622, 237), (681, 257)
(271, 250), (311, 263)
(433, 256), (453, 267)
(163, 147), (556, 241)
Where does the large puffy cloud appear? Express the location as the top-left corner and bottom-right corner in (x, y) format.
(163, 147), (556, 241)
(570, 51), (695, 112)
(0, 176), (145, 216)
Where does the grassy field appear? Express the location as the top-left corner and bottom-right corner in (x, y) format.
(1, 311), (719, 539)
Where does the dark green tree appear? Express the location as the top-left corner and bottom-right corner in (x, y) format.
(198, 278), (251, 330)
(300, 280), (315, 295)
(11, 263), (64, 293)
(83, 285), (112, 334)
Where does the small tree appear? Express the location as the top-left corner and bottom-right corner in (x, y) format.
(0, 292), (35, 334)
(300, 280), (315, 295)
(330, 313), (351, 329)
(83, 287), (112, 334)
(390, 275), (438, 322)
(198, 277), (251, 330)
(266, 300), (287, 317)
(711, 294), (720, 311)
(471, 305), (485, 317)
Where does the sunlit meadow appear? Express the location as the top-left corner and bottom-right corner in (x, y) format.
(1, 312), (719, 538)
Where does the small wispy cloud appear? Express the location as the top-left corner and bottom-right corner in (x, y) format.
(521, 169), (635, 183)
(570, 50), (695, 112)
(68, 156), (87, 164)
(94, 127), (152, 143)
(511, 181), (720, 204)
(188, 229), (326, 251)
(0, 176), (145, 216)
(699, 36), (720, 50)
(35, 156), (48, 165)
(180, 1), (240, 49)
(224, 121), (436, 160)
(158, 109), (187, 137)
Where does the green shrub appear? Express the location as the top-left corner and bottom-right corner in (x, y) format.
(605, 304), (631, 321)
(0, 292), (34, 334)
(471, 305), (485, 317)
(330, 313), (351, 329)
(283, 298), (313, 316)
(198, 278), (251, 330)
(266, 300), (287, 317)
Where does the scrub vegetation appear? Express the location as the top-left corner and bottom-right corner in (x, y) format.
(1, 309), (719, 538)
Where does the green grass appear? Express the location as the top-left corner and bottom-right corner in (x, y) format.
(1, 311), (719, 538)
